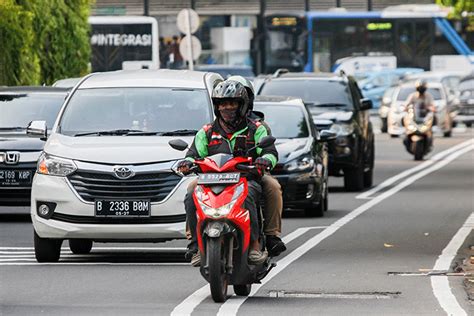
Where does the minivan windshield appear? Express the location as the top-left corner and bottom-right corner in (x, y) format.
(254, 103), (309, 138)
(259, 79), (353, 108)
(59, 88), (212, 136)
(0, 93), (66, 130)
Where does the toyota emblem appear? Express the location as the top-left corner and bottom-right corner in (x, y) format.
(113, 166), (135, 179)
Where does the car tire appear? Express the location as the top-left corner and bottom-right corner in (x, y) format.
(466, 122), (472, 128)
(69, 239), (93, 254)
(344, 164), (364, 192)
(443, 129), (452, 137)
(363, 139), (375, 188)
(390, 134), (399, 138)
(34, 230), (62, 263)
(381, 118), (388, 133)
(304, 196), (325, 218)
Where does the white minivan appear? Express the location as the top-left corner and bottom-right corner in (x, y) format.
(27, 69), (222, 262)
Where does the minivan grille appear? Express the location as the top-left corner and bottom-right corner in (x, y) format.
(68, 171), (181, 202)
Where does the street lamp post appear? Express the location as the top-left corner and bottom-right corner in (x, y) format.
(258, 0), (267, 74)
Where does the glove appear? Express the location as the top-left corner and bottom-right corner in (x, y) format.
(177, 160), (193, 174)
(255, 157), (272, 172)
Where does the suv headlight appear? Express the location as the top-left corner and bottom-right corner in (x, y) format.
(330, 123), (354, 136)
(37, 152), (77, 177)
(195, 183), (244, 218)
(284, 155), (315, 172)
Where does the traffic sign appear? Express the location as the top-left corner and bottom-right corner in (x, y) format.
(179, 35), (202, 62)
(177, 9), (200, 34)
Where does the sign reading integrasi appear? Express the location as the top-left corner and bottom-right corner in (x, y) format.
(90, 33), (152, 46)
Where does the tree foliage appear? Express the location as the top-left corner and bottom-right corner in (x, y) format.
(0, 0), (93, 86)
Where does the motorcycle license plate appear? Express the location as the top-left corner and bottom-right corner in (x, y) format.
(0, 169), (32, 186)
(197, 173), (240, 185)
(95, 200), (150, 217)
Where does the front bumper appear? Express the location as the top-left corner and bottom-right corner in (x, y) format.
(327, 135), (358, 174)
(273, 171), (323, 208)
(31, 173), (190, 241)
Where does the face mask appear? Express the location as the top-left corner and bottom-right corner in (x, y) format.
(417, 87), (426, 94)
(219, 108), (238, 123)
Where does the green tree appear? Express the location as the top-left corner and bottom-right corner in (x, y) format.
(0, 0), (93, 86)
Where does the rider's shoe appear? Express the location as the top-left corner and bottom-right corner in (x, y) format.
(266, 235), (287, 257)
(248, 249), (268, 265)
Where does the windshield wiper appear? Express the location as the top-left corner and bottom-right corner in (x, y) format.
(0, 126), (27, 131)
(74, 129), (145, 137)
(157, 129), (198, 136)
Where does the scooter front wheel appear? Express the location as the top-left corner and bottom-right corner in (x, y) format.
(413, 142), (424, 161)
(208, 236), (228, 302)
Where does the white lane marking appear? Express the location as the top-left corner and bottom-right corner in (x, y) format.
(356, 139), (474, 200)
(216, 144), (474, 316)
(431, 213), (474, 316)
(170, 226), (327, 316)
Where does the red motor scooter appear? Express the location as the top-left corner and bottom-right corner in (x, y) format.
(169, 136), (276, 302)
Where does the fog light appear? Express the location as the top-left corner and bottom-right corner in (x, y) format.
(343, 147), (351, 155)
(36, 201), (56, 219)
(306, 184), (314, 199)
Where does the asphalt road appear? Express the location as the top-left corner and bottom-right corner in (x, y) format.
(0, 126), (473, 315)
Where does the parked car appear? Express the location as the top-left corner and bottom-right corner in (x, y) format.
(27, 69), (222, 262)
(456, 75), (474, 127)
(254, 96), (334, 217)
(355, 68), (424, 109)
(258, 72), (375, 191)
(387, 82), (453, 137)
(378, 85), (398, 133)
(195, 64), (255, 81)
(0, 87), (68, 211)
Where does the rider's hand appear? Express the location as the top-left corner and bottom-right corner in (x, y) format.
(255, 157), (272, 172)
(177, 160), (193, 175)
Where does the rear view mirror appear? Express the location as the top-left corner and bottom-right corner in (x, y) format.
(360, 98), (373, 111)
(168, 139), (189, 151)
(257, 136), (276, 148)
(27, 120), (48, 140)
(319, 130), (337, 142)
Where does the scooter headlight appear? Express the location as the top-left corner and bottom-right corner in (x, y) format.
(37, 152), (77, 177)
(195, 183), (244, 218)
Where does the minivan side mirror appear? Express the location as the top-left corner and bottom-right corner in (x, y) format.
(27, 120), (47, 140)
(360, 98), (373, 111)
(319, 130), (337, 142)
(168, 139), (189, 151)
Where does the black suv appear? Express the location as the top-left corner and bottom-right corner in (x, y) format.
(0, 87), (68, 209)
(258, 72), (375, 191)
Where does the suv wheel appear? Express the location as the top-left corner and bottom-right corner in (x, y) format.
(363, 139), (375, 188)
(381, 118), (388, 133)
(34, 231), (62, 262)
(69, 239), (93, 254)
(344, 163), (364, 192)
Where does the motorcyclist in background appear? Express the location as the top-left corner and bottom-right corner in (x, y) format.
(403, 80), (436, 148)
(178, 80), (280, 266)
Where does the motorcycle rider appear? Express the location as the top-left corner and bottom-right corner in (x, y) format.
(178, 80), (279, 266)
(403, 80), (436, 148)
(226, 75), (286, 257)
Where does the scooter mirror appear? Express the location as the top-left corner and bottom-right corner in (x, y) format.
(257, 135), (276, 148)
(169, 139), (189, 151)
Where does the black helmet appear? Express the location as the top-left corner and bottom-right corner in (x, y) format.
(212, 80), (249, 118)
(227, 75), (255, 111)
(416, 80), (427, 94)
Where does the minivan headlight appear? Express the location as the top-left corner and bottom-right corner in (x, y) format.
(330, 123), (354, 136)
(37, 153), (77, 177)
(284, 156), (315, 172)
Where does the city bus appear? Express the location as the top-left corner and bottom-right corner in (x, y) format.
(263, 5), (473, 73)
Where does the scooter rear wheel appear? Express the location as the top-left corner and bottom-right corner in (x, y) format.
(208, 236), (228, 302)
(233, 284), (252, 296)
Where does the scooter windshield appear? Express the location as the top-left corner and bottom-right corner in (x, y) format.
(207, 153), (234, 168)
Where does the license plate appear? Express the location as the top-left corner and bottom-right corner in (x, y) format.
(0, 169), (32, 186)
(95, 200), (150, 217)
(197, 173), (240, 185)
